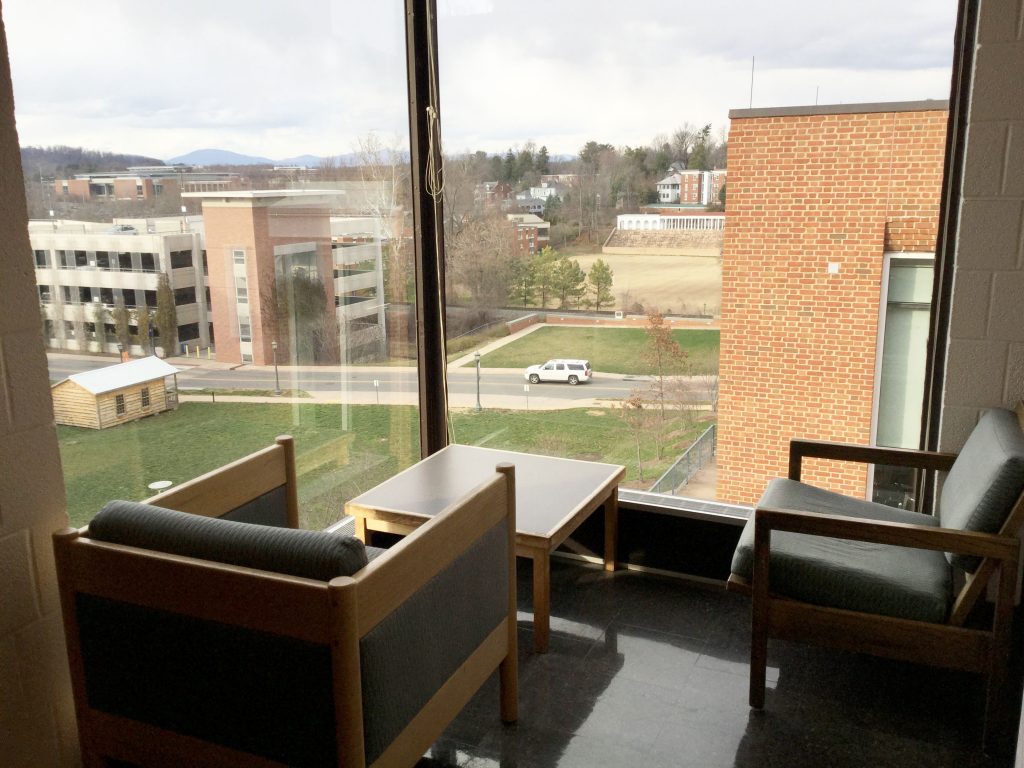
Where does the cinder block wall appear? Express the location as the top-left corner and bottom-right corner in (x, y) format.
(0, 8), (78, 767)
(941, 0), (1024, 448)
(718, 105), (947, 505)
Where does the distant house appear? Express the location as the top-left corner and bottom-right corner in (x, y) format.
(656, 169), (726, 205)
(656, 173), (682, 203)
(51, 356), (179, 429)
(506, 213), (550, 255)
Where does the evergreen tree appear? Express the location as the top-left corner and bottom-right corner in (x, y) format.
(92, 301), (108, 353)
(532, 247), (560, 308)
(488, 154), (503, 181)
(543, 195), (561, 224)
(134, 305), (153, 355)
(154, 273), (178, 355)
(553, 258), (586, 308)
(588, 258), (615, 312)
(537, 145), (550, 175)
(501, 149), (515, 182)
(509, 258), (536, 307)
(112, 296), (132, 351)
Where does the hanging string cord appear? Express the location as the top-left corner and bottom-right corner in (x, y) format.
(424, 5), (453, 443)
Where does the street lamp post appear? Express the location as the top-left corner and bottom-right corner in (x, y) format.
(474, 351), (482, 412)
(272, 340), (282, 396)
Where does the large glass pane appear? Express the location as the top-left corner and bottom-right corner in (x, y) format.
(10, 0), (419, 529)
(436, 2), (955, 508)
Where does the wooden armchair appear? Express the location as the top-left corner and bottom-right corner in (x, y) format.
(53, 437), (518, 767)
(728, 408), (1024, 751)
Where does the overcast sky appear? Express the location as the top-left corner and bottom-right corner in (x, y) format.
(3, 0), (956, 162)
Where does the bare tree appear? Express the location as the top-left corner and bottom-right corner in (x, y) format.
(671, 124), (699, 168)
(643, 309), (688, 443)
(445, 212), (520, 308)
(619, 390), (650, 484)
(355, 133), (413, 310)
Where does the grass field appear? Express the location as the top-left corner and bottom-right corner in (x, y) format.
(59, 402), (711, 529)
(574, 252), (721, 315)
(478, 326), (719, 374)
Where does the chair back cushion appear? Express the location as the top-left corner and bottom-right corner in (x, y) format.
(89, 500), (368, 579)
(939, 408), (1024, 572)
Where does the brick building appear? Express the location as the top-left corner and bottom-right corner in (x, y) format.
(655, 169), (726, 205)
(186, 190), (337, 365)
(717, 100), (948, 505)
(506, 212), (550, 255)
(56, 167), (240, 202)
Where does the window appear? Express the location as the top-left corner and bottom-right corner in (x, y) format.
(38, 285), (51, 303)
(238, 321), (251, 343)
(140, 253), (156, 271)
(118, 252), (132, 270)
(178, 323), (199, 342)
(95, 251), (110, 269)
(170, 250), (193, 269)
(235, 275), (248, 303)
(33, 249), (47, 267)
(115, 394), (125, 415)
(232, 249), (246, 265)
(174, 286), (197, 305)
(436, 2), (956, 516)
(140, 388), (150, 409)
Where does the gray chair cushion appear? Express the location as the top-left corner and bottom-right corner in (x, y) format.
(90, 500), (368, 580)
(731, 478), (953, 623)
(939, 407), (1024, 572)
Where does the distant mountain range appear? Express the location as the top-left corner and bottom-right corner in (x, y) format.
(166, 148), (361, 167)
(23, 145), (579, 174)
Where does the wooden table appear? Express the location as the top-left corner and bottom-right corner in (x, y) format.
(345, 444), (625, 652)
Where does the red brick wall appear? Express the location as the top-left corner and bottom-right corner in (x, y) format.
(717, 107), (947, 505)
(203, 201), (334, 365)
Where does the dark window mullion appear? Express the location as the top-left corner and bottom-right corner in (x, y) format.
(404, 0), (448, 457)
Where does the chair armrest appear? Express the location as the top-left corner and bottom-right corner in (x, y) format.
(754, 505), (1018, 562)
(788, 439), (957, 481)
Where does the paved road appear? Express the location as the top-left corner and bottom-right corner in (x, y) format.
(46, 353), (703, 409)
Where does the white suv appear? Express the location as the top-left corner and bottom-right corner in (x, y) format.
(524, 359), (592, 385)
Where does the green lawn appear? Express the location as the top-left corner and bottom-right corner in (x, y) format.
(60, 402), (711, 529)
(476, 326), (719, 374)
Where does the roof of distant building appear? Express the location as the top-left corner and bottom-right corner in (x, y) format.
(60, 356), (179, 395)
(507, 213), (545, 225)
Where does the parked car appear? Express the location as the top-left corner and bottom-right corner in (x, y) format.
(106, 224), (137, 234)
(523, 359), (592, 385)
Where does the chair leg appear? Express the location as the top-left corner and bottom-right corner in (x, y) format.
(982, 558), (1016, 754)
(750, 514), (771, 709)
(749, 605), (768, 709)
(499, 651), (518, 723)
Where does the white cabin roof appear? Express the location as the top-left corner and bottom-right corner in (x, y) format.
(62, 356), (179, 395)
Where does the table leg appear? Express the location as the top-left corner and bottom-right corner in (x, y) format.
(531, 551), (550, 653)
(604, 487), (619, 572)
(353, 515), (370, 545)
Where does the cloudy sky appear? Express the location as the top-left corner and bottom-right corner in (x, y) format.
(3, 0), (956, 162)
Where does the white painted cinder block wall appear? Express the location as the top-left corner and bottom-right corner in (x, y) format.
(0, 8), (78, 767)
(942, 0), (1024, 448)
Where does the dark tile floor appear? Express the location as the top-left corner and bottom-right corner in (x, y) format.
(419, 558), (1016, 768)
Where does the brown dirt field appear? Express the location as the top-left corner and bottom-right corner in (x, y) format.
(574, 252), (722, 316)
